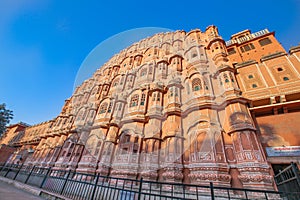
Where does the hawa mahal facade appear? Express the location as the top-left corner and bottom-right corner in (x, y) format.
(1, 26), (300, 190)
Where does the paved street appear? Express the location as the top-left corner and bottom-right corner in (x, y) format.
(0, 181), (43, 200)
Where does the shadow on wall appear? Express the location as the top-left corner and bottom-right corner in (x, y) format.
(257, 124), (289, 147)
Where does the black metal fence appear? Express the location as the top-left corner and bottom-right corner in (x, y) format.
(275, 162), (300, 200)
(0, 163), (288, 200)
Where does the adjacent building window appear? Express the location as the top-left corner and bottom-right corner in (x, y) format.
(240, 43), (255, 52)
(227, 47), (236, 55)
(283, 77), (289, 81)
(248, 74), (254, 79)
(277, 67), (283, 72)
(130, 94), (139, 107)
(259, 38), (272, 46)
(192, 78), (202, 91)
(252, 84), (258, 88)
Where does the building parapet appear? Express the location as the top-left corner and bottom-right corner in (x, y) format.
(260, 51), (286, 62)
(289, 44), (300, 54)
(235, 60), (257, 69)
(225, 29), (270, 46)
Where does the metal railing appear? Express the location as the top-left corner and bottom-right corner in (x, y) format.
(225, 29), (270, 46)
(275, 162), (300, 200)
(0, 163), (288, 200)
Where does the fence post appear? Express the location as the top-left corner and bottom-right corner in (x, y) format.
(210, 182), (215, 200)
(138, 177), (143, 200)
(90, 173), (100, 200)
(60, 170), (71, 195)
(25, 166), (35, 184)
(40, 167), (51, 188)
(0, 162), (6, 173)
(4, 164), (11, 177)
(13, 164), (23, 180)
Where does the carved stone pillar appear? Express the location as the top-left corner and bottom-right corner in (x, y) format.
(96, 126), (118, 176)
(224, 102), (274, 190)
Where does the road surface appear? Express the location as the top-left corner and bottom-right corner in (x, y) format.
(0, 180), (43, 200)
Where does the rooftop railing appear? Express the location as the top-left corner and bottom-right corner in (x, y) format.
(226, 29), (270, 46)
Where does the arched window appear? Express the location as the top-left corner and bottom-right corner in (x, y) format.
(130, 94), (139, 107)
(149, 67), (153, 75)
(248, 74), (254, 79)
(229, 73), (235, 82)
(192, 78), (202, 91)
(107, 102), (112, 113)
(175, 88), (179, 97)
(219, 77), (223, 86)
(124, 135), (130, 143)
(186, 82), (190, 94)
(129, 76), (134, 82)
(113, 78), (119, 87)
(103, 85), (108, 91)
(99, 102), (108, 114)
(134, 137), (139, 143)
(203, 78), (209, 90)
(156, 93), (161, 101)
(140, 93), (146, 105)
(224, 74), (229, 83)
(120, 76), (125, 85)
(141, 68), (147, 77)
(127, 75), (134, 88)
(81, 110), (87, 120)
(118, 103), (122, 111)
(91, 87), (98, 95)
(252, 84), (258, 88)
(192, 51), (197, 58)
(89, 111), (95, 118)
(152, 93), (156, 101)
(169, 88), (174, 97)
(94, 141), (102, 155)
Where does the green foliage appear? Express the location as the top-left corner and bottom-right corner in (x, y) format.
(0, 103), (13, 136)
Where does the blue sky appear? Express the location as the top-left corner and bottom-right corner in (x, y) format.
(1, 0), (300, 125)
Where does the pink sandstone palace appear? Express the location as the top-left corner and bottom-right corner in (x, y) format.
(1, 26), (300, 191)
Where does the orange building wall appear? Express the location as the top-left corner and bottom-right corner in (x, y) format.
(226, 30), (286, 64)
(255, 112), (300, 147)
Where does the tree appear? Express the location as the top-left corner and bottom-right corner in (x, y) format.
(0, 103), (13, 137)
